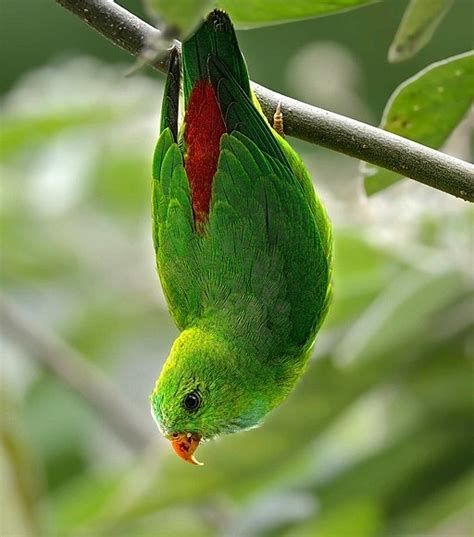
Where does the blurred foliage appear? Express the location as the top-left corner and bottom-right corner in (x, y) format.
(363, 51), (474, 195)
(1, 1), (473, 537)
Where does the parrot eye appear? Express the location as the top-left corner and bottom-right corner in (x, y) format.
(183, 391), (201, 412)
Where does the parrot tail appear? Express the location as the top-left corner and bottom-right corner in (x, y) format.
(181, 10), (251, 104)
(181, 10), (252, 225)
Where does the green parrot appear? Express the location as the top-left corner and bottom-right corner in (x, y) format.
(150, 10), (332, 465)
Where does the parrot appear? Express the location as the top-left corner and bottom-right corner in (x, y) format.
(150, 10), (332, 465)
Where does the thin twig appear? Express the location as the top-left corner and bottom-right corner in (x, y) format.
(0, 295), (153, 451)
(54, 0), (474, 201)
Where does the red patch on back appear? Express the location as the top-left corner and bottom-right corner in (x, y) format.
(184, 80), (226, 228)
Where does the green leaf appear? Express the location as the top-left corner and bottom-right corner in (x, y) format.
(363, 52), (474, 195)
(388, 0), (454, 63)
(218, 0), (376, 28)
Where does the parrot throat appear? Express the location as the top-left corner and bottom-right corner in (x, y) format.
(184, 79), (226, 229)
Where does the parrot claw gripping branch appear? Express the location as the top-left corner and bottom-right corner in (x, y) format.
(150, 10), (333, 465)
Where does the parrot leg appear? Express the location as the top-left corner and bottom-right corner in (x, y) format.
(125, 23), (178, 77)
(273, 101), (285, 137)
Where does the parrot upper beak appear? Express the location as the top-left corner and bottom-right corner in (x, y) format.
(167, 432), (203, 465)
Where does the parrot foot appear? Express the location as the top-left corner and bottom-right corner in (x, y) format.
(125, 25), (177, 77)
(273, 101), (285, 137)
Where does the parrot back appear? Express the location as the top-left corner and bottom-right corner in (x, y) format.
(152, 11), (332, 363)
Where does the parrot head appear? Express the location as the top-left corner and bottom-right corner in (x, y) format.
(151, 328), (272, 465)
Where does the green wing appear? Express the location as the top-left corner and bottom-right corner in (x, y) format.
(153, 47), (202, 329)
(201, 133), (331, 359)
(153, 19), (332, 356)
(152, 128), (204, 330)
(152, 130), (331, 355)
(277, 134), (333, 285)
(205, 56), (331, 355)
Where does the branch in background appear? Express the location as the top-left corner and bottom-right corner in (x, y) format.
(0, 295), (153, 452)
(55, 0), (474, 202)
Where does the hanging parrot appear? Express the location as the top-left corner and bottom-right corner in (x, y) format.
(150, 10), (332, 465)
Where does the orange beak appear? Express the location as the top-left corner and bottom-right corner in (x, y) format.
(167, 432), (203, 466)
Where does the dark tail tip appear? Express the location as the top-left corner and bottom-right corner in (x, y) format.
(206, 9), (233, 32)
(161, 46), (180, 140)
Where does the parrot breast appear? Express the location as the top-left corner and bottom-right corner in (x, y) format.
(184, 80), (226, 226)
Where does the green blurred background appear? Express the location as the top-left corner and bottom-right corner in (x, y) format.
(1, 1), (473, 536)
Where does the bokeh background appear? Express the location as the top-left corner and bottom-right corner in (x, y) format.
(1, 1), (473, 536)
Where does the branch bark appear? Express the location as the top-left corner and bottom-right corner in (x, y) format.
(0, 295), (153, 452)
(55, 0), (474, 202)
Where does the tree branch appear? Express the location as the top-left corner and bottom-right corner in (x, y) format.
(0, 295), (153, 452)
(55, 0), (474, 202)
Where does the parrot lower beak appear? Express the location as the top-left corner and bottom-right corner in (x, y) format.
(167, 432), (203, 465)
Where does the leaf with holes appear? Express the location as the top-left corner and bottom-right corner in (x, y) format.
(363, 52), (474, 196)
